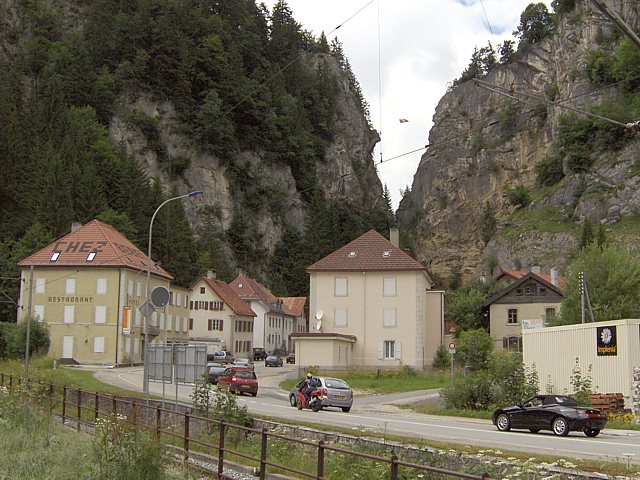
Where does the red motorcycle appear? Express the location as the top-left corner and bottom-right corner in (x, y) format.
(295, 385), (324, 412)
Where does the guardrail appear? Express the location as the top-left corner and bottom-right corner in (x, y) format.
(0, 373), (489, 479)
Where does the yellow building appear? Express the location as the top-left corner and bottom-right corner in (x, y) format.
(296, 229), (445, 371)
(17, 220), (190, 365)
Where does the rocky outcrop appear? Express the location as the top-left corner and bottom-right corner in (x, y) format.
(397, 0), (640, 282)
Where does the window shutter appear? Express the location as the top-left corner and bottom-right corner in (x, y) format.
(220, 320), (224, 331)
(378, 342), (384, 360)
(503, 337), (508, 349)
(395, 341), (402, 360)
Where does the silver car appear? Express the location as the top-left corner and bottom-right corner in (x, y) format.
(289, 376), (353, 412)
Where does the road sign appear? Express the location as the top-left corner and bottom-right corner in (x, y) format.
(448, 342), (456, 354)
(139, 301), (155, 318)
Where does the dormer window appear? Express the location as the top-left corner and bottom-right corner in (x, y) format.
(86, 252), (96, 262)
(50, 251), (61, 262)
(382, 251), (391, 258)
(238, 283), (243, 288)
(347, 251), (357, 258)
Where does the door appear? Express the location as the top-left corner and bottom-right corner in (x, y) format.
(62, 336), (74, 358)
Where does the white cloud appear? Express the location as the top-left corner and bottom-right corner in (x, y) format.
(267, 0), (552, 209)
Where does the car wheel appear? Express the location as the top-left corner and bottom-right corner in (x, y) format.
(342, 407), (351, 413)
(552, 417), (569, 436)
(529, 428), (540, 433)
(584, 427), (600, 437)
(289, 394), (297, 407)
(495, 413), (511, 432)
(251, 392), (257, 397)
(296, 397), (303, 410)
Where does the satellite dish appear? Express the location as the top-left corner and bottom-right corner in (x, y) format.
(315, 310), (324, 320)
(316, 318), (322, 332)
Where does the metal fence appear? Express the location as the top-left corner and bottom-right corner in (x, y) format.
(0, 373), (489, 480)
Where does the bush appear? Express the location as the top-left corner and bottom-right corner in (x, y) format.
(440, 370), (494, 410)
(535, 154), (564, 186)
(431, 344), (451, 371)
(1, 319), (50, 359)
(507, 185), (530, 208)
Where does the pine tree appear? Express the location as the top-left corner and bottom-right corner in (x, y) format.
(580, 219), (594, 250)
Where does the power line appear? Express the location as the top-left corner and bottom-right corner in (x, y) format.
(478, 0), (496, 45)
(377, 0), (383, 163)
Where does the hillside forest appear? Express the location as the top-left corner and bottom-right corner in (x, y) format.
(0, 0), (396, 322)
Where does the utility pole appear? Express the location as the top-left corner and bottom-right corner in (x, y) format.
(580, 272), (586, 324)
(24, 265), (34, 380)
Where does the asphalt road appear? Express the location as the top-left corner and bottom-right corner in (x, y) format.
(90, 364), (640, 465)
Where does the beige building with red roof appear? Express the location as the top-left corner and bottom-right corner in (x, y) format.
(295, 228), (445, 370)
(189, 270), (256, 357)
(17, 220), (190, 365)
(228, 273), (306, 354)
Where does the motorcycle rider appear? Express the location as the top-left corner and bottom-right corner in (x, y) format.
(300, 372), (319, 404)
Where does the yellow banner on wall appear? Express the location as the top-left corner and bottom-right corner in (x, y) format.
(123, 306), (131, 334)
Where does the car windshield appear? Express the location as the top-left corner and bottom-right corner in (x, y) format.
(235, 371), (256, 379)
(324, 378), (350, 389)
(209, 367), (226, 374)
(266, 356), (276, 360)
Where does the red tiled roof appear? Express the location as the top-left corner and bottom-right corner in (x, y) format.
(228, 273), (277, 304)
(18, 219), (173, 279)
(307, 229), (426, 272)
(202, 277), (256, 317)
(497, 269), (564, 287)
(281, 297), (306, 317)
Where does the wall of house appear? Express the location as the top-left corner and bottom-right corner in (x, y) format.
(523, 319), (640, 407)
(424, 290), (445, 367)
(309, 270), (431, 368)
(294, 338), (354, 369)
(490, 301), (562, 350)
(250, 301), (268, 349)
(189, 279), (232, 348)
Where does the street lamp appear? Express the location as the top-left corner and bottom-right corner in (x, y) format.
(143, 190), (203, 393)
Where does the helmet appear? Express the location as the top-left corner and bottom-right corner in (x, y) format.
(306, 372), (313, 379)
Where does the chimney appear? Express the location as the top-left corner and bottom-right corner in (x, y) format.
(71, 222), (83, 232)
(389, 228), (399, 247)
(550, 268), (558, 286)
(207, 269), (216, 279)
(530, 265), (541, 275)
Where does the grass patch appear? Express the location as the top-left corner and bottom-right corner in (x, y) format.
(400, 403), (493, 420)
(281, 369), (451, 394)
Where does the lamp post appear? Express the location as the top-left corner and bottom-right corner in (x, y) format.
(143, 190), (203, 393)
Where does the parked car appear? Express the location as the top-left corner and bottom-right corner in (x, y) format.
(217, 367), (258, 396)
(492, 394), (607, 437)
(207, 365), (227, 384)
(289, 376), (353, 412)
(265, 355), (283, 367)
(252, 347), (267, 361)
(232, 357), (254, 371)
(211, 351), (234, 363)
(286, 352), (295, 364)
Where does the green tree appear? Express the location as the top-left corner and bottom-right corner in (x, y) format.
(447, 287), (489, 331)
(5, 318), (50, 358)
(498, 40), (515, 63)
(456, 328), (493, 372)
(579, 219), (594, 250)
(558, 244), (640, 325)
(514, 3), (554, 44)
(551, 0), (576, 14)
(479, 201), (497, 244)
(432, 344), (451, 371)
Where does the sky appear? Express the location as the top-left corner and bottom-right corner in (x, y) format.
(267, 0), (552, 210)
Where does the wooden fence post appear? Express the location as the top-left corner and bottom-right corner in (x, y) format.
(94, 391), (99, 423)
(132, 401), (137, 426)
(49, 383), (54, 414)
(317, 440), (325, 479)
(184, 412), (190, 463)
(62, 385), (67, 425)
(112, 394), (117, 416)
(217, 421), (225, 478)
(390, 453), (398, 480)
(156, 405), (161, 440)
(77, 388), (82, 431)
(259, 427), (268, 480)
(1, 372), (4, 387)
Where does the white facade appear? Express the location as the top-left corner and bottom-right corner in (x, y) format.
(523, 319), (640, 407)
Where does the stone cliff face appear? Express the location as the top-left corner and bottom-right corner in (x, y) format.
(109, 52), (382, 257)
(397, 0), (640, 283)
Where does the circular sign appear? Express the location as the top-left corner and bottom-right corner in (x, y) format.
(448, 342), (455, 350)
(150, 286), (170, 308)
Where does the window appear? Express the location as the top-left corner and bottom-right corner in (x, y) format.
(94, 337), (105, 353)
(525, 284), (534, 295)
(176, 294), (181, 307)
(208, 319), (223, 331)
(175, 315), (180, 332)
(125, 338), (131, 354)
(383, 340), (398, 359)
(166, 315), (172, 331)
(35, 278), (45, 294)
(96, 278), (107, 294)
(169, 292), (174, 305)
(34, 305), (44, 320)
(86, 252), (96, 262)
(503, 336), (522, 352)
(189, 318), (193, 330)
(516, 288), (523, 296)
(128, 280), (134, 296)
(383, 277), (396, 296)
(64, 306), (75, 324)
(95, 306), (106, 324)
(160, 313), (165, 330)
(545, 307), (556, 323)
(65, 279), (75, 294)
(383, 308), (396, 327)
(136, 282), (141, 297)
(539, 287), (547, 295)
(507, 308), (518, 324)
(182, 317), (187, 333)
(334, 308), (347, 327)
(50, 251), (60, 262)
(335, 277), (348, 296)
(133, 338), (139, 355)
(200, 286), (205, 294)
